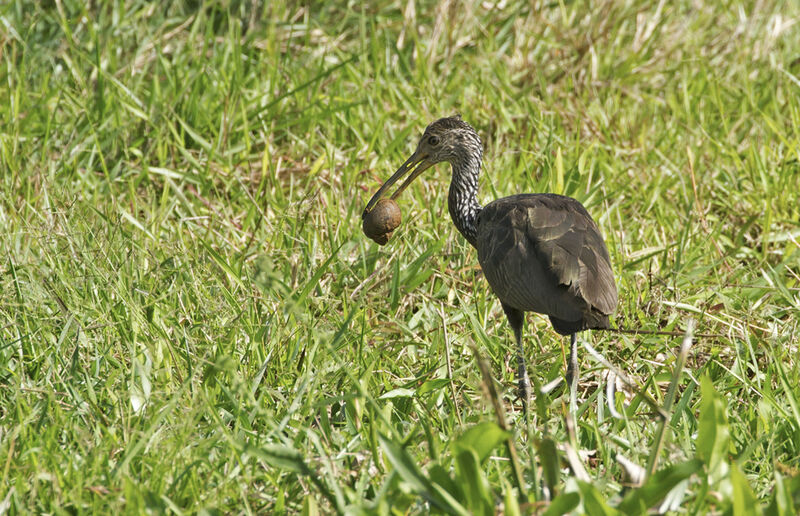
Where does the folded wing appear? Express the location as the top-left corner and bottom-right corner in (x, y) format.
(476, 194), (617, 334)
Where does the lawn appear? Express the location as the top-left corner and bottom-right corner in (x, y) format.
(1, 0), (800, 513)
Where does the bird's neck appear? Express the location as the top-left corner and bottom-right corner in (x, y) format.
(448, 153), (482, 248)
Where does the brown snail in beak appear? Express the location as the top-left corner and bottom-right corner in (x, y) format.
(362, 198), (401, 245)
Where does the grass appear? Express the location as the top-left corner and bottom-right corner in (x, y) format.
(1, 0), (800, 513)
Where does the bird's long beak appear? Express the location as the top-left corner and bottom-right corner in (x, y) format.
(362, 150), (433, 218)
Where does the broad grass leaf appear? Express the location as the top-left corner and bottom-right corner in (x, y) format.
(292, 244), (343, 308)
(378, 434), (469, 515)
(301, 495), (319, 516)
(429, 464), (463, 501)
(200, 238), (245, 289)
(389, 258), (400, 311)
(577, 481), (620, 516)
(452, 422), (509, 464)
(766, 471), (800, 516)
(130, 356), (152, 414)
(542, 492), (580, 516)
(400, 243), (441, 292)
(418, 379), (451, 395)
(454, 448), (493, 516)
(618, 459), (702, 515)
(378, 434), (427, 493)
(730, 465), (762, 516)
(379, 388), (415, 399)
(538, 437), (560, 499)
(697, 376), (730, 480)
(503, 481), (522, 516)
(554, 146), (564, 195)
(248, 443), (308, 474)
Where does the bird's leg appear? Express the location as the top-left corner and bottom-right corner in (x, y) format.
(566, 333), (578, 414)
(514, 325), (531, 413)
(502, 304), (530, 412)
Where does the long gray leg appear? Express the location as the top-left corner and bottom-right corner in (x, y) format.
(502, 304), (529, 411)
(566, 333), (578, 414)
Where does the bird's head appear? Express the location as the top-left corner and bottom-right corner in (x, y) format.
(363, 115), (481, 217)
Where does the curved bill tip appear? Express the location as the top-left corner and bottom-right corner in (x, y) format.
(363, 152), (430, 218)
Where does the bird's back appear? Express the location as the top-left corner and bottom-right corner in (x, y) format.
(476, 194), (617, 335)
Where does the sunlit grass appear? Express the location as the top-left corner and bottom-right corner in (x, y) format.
(1, 0), (799, 513)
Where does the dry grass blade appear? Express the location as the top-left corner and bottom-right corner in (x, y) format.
(646, 321), (695, 478)
(472, 344), (527, 500)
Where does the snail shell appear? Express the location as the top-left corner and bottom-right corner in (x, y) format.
(363, 198), (402, 246)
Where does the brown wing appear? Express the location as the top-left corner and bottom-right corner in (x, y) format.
(476, 194), (617, 331)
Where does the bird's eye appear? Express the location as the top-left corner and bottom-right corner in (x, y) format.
(428, 135), (439, 146)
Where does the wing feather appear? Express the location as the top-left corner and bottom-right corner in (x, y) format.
(476, 194), (617, 327)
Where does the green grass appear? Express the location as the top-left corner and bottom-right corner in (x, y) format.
(2, 0), (800, 513)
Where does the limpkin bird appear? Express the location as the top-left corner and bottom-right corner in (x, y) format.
(363, 115), (617, 410)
